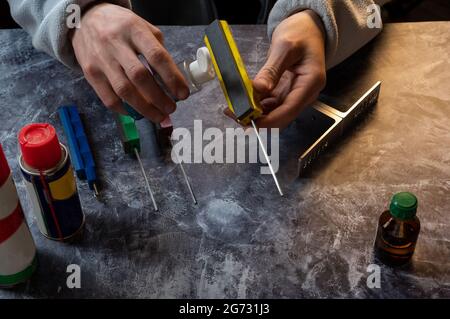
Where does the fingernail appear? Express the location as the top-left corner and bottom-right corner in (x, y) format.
(177, 87), (190, 100)
(256, 77), (271, 91)
(262, 78), (273, 90)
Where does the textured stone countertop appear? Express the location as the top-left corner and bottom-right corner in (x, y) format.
(0, 23), (449, 298)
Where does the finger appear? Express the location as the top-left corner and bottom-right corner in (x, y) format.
(260, 97), (280, 113)
(103, 61), (165, 122)
(114, 45), (176, 114)
(83, 68), (127, 115)
(132, 31), (190, 101)
(148, 24), (164, 45)
(253, 42), (299, 96)
(271, 71), (295, 99)
(255, 74), (321, 130)
(255, 70), (294, 108)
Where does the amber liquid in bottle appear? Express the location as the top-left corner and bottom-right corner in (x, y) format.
(374, 210), (420, 266)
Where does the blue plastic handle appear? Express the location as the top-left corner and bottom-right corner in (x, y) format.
(59, 106), (85, 179)
(59, 105), (98, 190)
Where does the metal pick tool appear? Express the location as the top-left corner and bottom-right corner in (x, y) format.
(251, 120), (284, 197)
(134, 148), (158, 212)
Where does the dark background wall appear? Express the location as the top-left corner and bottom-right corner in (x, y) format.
(383, 0), (450, 22)
(1, 1), (18, 28)
(1, 0), (450, 29)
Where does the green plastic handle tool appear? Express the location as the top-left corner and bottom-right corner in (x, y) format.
(116, 114), (140, 154)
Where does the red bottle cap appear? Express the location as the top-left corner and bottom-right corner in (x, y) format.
(0, 144), (11, 187)
(18, 123), (62, 170)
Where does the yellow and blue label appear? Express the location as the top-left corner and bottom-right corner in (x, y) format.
(21, 157), (84, 240)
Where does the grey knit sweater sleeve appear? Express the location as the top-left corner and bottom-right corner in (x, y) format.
(8, 0), (387, 71)
(7, 0), (131, 69)
(268, 0), (389, 69)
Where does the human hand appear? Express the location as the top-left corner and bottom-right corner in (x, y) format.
(251, 10), (327, 130)
(71, 3), (189, 122)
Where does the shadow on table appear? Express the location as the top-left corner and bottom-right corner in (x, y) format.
(3, 248), (119, 298)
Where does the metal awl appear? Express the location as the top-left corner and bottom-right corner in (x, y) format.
(251, 120), (283, 196)
(170, 140), (198, 204)
(134, 148), (159, 211)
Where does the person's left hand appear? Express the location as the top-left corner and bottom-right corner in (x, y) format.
(249, 10), (327, 130)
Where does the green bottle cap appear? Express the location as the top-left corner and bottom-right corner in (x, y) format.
(389, 192), (418, 220)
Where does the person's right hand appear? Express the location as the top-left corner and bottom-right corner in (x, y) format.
(71, 3), (190, 122)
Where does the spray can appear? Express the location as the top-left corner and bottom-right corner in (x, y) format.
(18, 123), (85, 242)
(0, 144), (37, 288)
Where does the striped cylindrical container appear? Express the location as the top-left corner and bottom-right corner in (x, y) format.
(0, 144), (37, 288)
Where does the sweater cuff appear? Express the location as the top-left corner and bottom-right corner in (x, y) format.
(267, 0), (338, 69)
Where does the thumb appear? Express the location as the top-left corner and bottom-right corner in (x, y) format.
(253, 44), (292, 95)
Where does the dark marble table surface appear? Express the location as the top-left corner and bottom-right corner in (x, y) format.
(0, 23), (449, 298)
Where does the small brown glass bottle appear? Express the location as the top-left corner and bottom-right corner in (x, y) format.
(374, 192), (420, 266)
